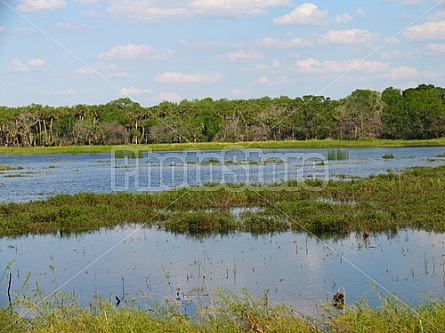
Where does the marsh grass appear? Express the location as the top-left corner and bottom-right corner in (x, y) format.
(327, 148), (349, 160)
(0, 138), (445, 155)
(0, 165), (444, 237)
(1, 285), (445, 333)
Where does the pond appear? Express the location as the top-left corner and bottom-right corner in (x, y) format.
(1, 226), (444, 316)
(1, 146), (445, 315)
(1, 146), (444, 202)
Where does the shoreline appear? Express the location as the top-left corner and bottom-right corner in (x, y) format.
(1, 138), (445, 155)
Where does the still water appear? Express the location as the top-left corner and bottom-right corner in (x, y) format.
(1, 227), (444, 314)
(0, 146), (444, 202)
(1, 147), (445, 314)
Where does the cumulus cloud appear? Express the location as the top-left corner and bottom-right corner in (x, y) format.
(274, 3), (351, 25)
(73, 62), (128, 78)
(8, 59), (45, 73)
(191, 0), (291, 16)
(231, 89), (250, 97)
(319, 29), (378, 44)
(256, 36), (311, 47)
(426, 43), (445, 53)
(404, 20), (445, 41)
(252, 75), (289, 86)
(295, 57), (389, 73)
(157, 92), (181, 102)
(53, 22), (92, 32)
(106, 1), (188, 22)
(16, 0), (66, 12)
(98, 44), (173, 60)
(382, 66), (420, 80)
(12, 27), (38, 34)
(118, 87), (153, 97)
(155, 72), (222, 84)
(224, 50), (262, 62)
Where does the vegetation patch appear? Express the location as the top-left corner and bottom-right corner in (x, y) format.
(0, 165), (444, 237)
(327, 148), (349, 160)
(0, 287), (444, 333)
(382, 154), (395, 159)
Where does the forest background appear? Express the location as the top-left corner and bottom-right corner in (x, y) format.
(1, 84), (444, 147)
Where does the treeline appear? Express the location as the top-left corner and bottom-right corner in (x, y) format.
(1, 84), (444, 147)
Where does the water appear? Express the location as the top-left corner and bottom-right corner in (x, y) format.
(1, 227), (444, 315)
(0, 146), (444, 202)
(1, 146), (445, 314)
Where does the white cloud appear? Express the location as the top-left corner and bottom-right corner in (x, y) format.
(224, 50), (262, 62)
(252, 75), (288, 86)
(16, 0), (66, 12)
(256, 36), (311, 47)
(45, 90), (77, 96)
(191, 0), (291, 16)
(155, 72), (222, 84)
(273, 3), (351, 26)
(381, 66), (420, 80)
(334, 12), (353, 24)
(106, 1), (188, 22)
(98, 44), (174, 60)
(53, 22), (92, 32)
(404, 20), (445, 41)
(118, 87), (153, 97)
(319, 29), (378, 44)
(256, 59), (281, 71)
(231, 89), (250, 97)
(426, 43), (445, 53)
(295, 58), (389, 73)
(0, 26), (5, 32)
(157, 92), (181, 102)
(73, 62), (128, 78)
(8, 59), (45, 73)
(12, 27), (38, 34)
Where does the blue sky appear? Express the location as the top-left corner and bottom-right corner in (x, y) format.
(1, 0), (444, 107)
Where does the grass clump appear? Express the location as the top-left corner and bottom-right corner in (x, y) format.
(382, 153), (395, 159)
(327, 148), (349, 160)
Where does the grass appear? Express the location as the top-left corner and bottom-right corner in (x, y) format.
(1, 137), (445, 155)
(382, 154), (395, 159)
(0, 165), (444, 237)
(327, 148), (349, 160)
(0, 165), (23, 171)
(0, 287), (444, 333)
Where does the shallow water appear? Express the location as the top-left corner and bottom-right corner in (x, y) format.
(0, 146), (444, 202)
(1, 227), (444, 314)
(1, 146), (444, 315)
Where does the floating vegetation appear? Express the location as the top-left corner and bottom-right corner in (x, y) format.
(382, 154), (395, 159)
(0, 165), (23, 171)
(327, 148), (349, 160)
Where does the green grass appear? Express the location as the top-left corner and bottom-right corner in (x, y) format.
(0, 287), (444, 333)
(1, 137), (445, 155)
(327, 148), (349, 160)
(0, 165), (444, 237)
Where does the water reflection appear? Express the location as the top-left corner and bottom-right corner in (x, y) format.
(1, 227), (444, 314)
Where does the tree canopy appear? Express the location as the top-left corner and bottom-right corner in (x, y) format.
(1, 84), (444, 147)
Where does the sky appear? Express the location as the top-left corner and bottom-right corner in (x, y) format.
(0, 0), (444, 107)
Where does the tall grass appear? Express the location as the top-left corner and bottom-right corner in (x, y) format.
(0, 287), (444, 332)
(327, 148), (349, 160)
